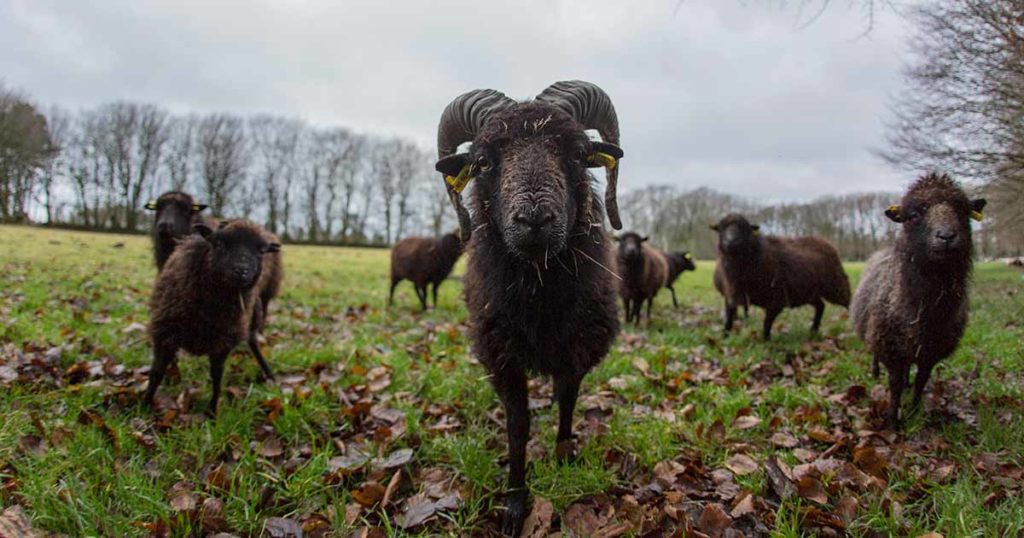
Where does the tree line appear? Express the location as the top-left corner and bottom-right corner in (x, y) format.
(0, 88), (449, 245)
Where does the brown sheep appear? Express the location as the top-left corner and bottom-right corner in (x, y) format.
(146, 219), (281, 414)
(711, 214), (851, 341)
(851, 172), (986, 428)
(616, 232), (669, 324)
(433, 81), (623, 535)
(144, 191), (212, 271)
(388, 232), (463, 310)
(663, 250), (696, 307)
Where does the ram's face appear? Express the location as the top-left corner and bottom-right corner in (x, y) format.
(886, 196), (986, 262)
(466, 107), (596, 261)
(617, 232), (646, 263)
(712, 215), (759, 256)
(196, 224), (279, 290)
(148, 194), (202, 239)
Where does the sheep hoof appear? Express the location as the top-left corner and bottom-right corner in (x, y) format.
(555, 438), (578, 462)
(501, 491), (528, 537)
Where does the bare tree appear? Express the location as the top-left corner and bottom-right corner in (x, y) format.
(38, 106), (71, 224)
(197, 113), (248, 217)
(391, 140), (424, 241)
(249, 115), (302, 236)
(0, 85), (53, 222)
(319, 128), (364, 241)
(371, 139), (398, 244)
(880, 0), (1024, 252)
(164, 114), (197, 192)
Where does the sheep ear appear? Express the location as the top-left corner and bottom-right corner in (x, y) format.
(640, 236), (649, 243)
(144, 200), (158, 211)
(970, 198), (987, 221)
(709, 223), (719, 232)
(192, 222), (214, 238)
(264, 243), (281, 253)
(884, 205), (905, 223)
(191, 203), (208, 213)
(436, 154), (468, 180)
(683, 252), (692, 260)
(751, 225), (760, 236)
(586, 142), (623, 169)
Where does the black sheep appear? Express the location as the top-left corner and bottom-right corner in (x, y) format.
(663, 250), (696, 307)
(434, 81), (623, 535)
(388, 232), (463, 310)
(144, 191), (211, 271)
(851, 172), (986, 428)
(711, 214), (851, 341)
(146, 220), (281, 413)
(616, 232), (669, 324)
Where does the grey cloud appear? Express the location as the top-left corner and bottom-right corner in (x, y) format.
(0, 0), (910, 200)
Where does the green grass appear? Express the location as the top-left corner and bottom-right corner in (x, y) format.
(0, 225), (1022, 536)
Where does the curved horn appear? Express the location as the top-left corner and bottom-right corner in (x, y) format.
(535, 80), (623, 230)
(436, 89), (516, 241)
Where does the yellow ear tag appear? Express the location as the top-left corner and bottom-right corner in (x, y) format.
(887, 204), (901, 213)
(752, 229), (760, 236)
(191, 204), (202, 211)
(145, 200), (157, 210)
(445, 164), (473, 193)
(971, 210), (984, 222)
(684, 253), (692, 260)
(588, 152), (617, 170)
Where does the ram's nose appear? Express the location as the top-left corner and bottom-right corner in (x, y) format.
(935, 229), (958, 244)
(512, 210), (555, 235)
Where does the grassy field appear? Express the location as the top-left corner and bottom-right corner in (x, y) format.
(0, 224), (1022, 537)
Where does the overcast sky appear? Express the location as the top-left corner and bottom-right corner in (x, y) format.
(0, 0), (913, 201)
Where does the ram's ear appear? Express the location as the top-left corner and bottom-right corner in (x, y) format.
(192, 222), (214, 238)
(587, 141), (623, 169)
(884, 204), (905, 223)
(970, 198), (987, 221)
(750, 224), (760, 236)
(191, 203), (208, 213)
(264, 242), (281, 253)
(640, 235), (649, 243)
(144, 200), (158, 211)
(709, 223), (720, 232)
(435, 154), (468, 178)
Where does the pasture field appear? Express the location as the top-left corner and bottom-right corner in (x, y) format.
(0, 224), (1022, 537)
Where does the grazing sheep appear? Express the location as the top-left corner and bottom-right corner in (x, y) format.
(434, 80), (623, 535)
(616, 232), (669, 323)
(711, 214), (851, 341)
(144, 191), (211, 271)
(388, 232), (463, 310)
(663, 250), (696, 307)
(851, 172), (986, 428)
(146, 219), (281, 413)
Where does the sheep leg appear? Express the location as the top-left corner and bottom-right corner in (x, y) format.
(724, 303), (737, 333)
(207, 353), (228, 416)
(646, 297), (654, 321)
(763, 307), (782, 341)
(631, 300), (643, 326)
(811, 299), (825, 333)
(872, 355), (880, 378)
(669, 286), (678, 308)
(496, 365), (530, 537)
(248, 333), (275, 382)
(415, 285), (428, 311)
(388, 279), (399, 307)
(554, 373), (582, 461)
(911, 361), (936, 410)
(431, 282), (439, 308)
(622, 298), (632, 323)
(144, 346), (176, 406)
(886, 362), (908, 429)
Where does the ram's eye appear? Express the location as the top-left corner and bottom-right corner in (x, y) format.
(571, 149), (586, 164)
(475, 155), (493, 173)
